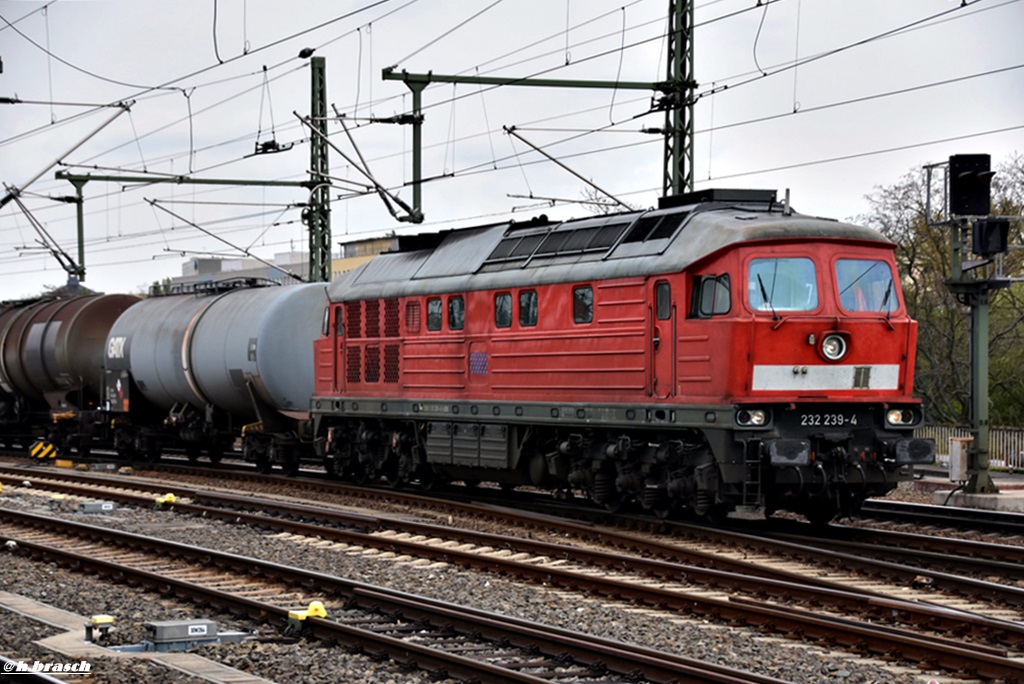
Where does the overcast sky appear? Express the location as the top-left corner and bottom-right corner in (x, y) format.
(2, 0), (1022, 297)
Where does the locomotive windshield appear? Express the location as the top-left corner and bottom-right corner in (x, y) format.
(748, 257), (818, 312)
(836, 259), (897, 313)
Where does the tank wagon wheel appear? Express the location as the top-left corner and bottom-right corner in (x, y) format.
(281, 451), (300, 477)
(243, 439), (272, 473)
(144, 438), (162, 464)
(207, 447), (224, 465)
(185, 444), (202, 463)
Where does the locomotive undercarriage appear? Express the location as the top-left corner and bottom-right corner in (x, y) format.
(315, 400), (933, 523)
(755, 426), (934, 523)
(319, 415), (727, 519)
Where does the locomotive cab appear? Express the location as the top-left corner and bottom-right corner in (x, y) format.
(688, 236), (935, 521)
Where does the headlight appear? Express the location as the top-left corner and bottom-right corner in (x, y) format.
(886, 408), (918, 426)
(821, 333), (847, 361)
(736, 409), (767, 427)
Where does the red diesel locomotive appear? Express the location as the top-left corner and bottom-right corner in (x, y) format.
(311, 189), (935, 522)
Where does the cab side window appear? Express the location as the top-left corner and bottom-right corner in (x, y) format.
(655, 282), (671, 320)
(691, 275), (730, 318)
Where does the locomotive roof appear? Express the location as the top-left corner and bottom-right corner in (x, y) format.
(327, 195), (891, 301)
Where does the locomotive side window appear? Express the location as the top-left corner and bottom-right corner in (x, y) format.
(495, 292), (512, 328)
(520, 290), (538, 327)
(655, 282), (672, 320)
(427, 297), (443, 331)
(836, 259), (897, 313)
(448, 296), (465, 331)
(692, 275), (730, 318)
(748, 258), (818, 312)
(573, 286), (593, 324)
(322, 306), (331, 336)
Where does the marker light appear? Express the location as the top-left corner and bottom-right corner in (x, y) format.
(886, 409), (918, 426)
(737, 409), (767, 427)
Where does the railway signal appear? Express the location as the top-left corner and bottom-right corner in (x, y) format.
(926, 153), (1023, 494)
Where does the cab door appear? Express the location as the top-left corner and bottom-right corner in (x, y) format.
(649, 279), (675, 399)
(311, 305), (344, 395)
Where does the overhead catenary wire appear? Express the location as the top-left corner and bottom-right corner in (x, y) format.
(4, 0), (1019, 290)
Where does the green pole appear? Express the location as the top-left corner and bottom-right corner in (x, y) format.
(308, 56), (331, 282)
(967, 287), (998, 493)
(70, 177), (88, 280)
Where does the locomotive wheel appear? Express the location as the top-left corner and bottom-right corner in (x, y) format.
(602, 498), (623, 513)
(185, 444), (201, 463)
(804, 500), (839, 526)
(322, 457), (338, 478)
(350, 463), (371, 485)
(382, 456), (404, 489)
(650, 501), (673, 519)
(417, 464), (441, 491)
(207, 448), (223, 465)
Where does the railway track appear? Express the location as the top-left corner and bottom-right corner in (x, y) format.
(861, 497), (1024, 534)
(0, 506), (782, 684)
(4, 465), (1024, 680)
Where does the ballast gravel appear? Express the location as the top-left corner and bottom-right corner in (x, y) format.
(0, 481), (943, 684)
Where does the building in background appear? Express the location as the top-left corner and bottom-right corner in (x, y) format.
(168, 234), (399, 289)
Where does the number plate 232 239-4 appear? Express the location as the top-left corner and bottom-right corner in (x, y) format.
(800, 413), (858, 427)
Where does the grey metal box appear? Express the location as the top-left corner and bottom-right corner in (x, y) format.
(145, 620), (218, 643)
